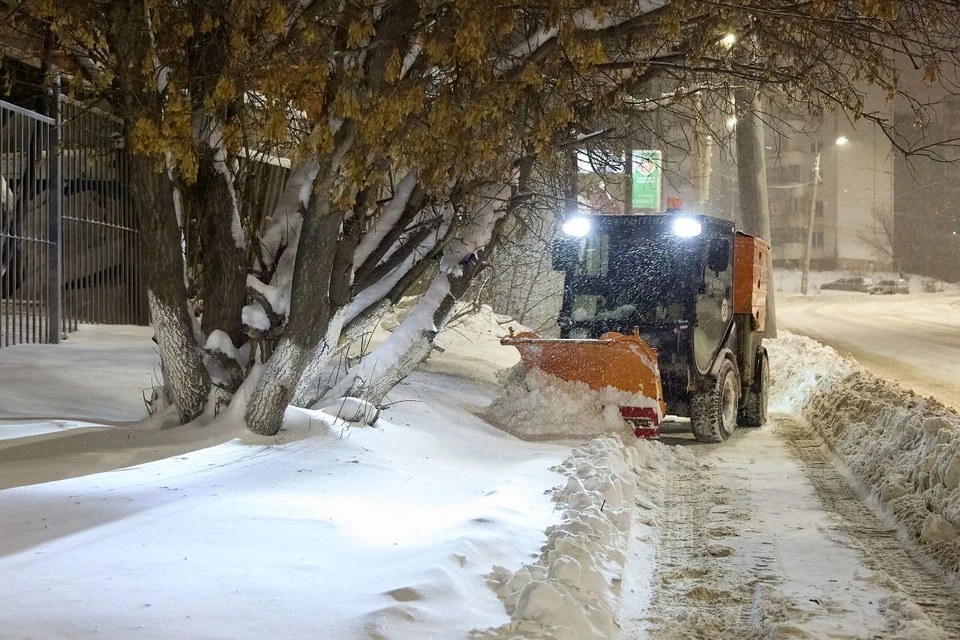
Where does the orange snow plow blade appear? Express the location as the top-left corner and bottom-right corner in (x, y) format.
(501, 328), (667, 437)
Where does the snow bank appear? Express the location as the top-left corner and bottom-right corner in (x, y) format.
(478, 437), (694, 639)
(487, 366), (660, 440)
(769, 332), (960, 576)
(768, 331), (856, 413)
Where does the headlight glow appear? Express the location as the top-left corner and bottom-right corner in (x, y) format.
(562, 217), (591, 237)
(672, 217), (702, 237)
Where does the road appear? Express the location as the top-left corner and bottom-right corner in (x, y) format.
(778, 293), (960, 410)
(619, 416), (960, 638)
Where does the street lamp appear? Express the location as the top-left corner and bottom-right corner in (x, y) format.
(800, 136), (848, 295)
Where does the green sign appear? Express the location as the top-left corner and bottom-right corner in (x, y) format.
(631, 150), (662, 211)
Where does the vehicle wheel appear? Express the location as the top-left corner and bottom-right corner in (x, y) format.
(690, 359), (740, 443)
(739, 350), (769, 427)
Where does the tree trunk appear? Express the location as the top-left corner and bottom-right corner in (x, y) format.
(326, 185), (515, 409)
(131, 154), (212, 423)
(289, 191), (368, 408)
(244, 193), (344, 435)
(243, 145), (364, 434)
(322, 175), (523, 412)
(193, 147), (247, 347)
(106, 1), (211, 424)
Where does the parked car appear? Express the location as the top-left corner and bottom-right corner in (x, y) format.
(870, 278), (910, 295)
(820, 276), (875, 293)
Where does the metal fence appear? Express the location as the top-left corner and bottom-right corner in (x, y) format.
(0, 94), (146, 349)
(0, 95), (298, 350)
(60, 96), (145, 330)
(0, 98), (58, 348)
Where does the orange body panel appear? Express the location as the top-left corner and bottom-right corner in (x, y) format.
(501, 330), (667, 418)
(734, 234), (770, 332)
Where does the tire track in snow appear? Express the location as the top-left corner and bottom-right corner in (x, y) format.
(776, 414), (960, 637)
(640, 464), (760, 639)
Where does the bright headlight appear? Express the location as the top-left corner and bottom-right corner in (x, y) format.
(562, 217), (591, 237)
(672, 217), (702, 237)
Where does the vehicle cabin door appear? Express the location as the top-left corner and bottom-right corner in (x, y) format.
(693, 235), (734, 375)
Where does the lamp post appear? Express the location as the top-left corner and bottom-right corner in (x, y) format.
(800, 135), (848, 294)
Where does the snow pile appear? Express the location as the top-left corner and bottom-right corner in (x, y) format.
(204, 329), (240, 360)
(768, 331), (856, 413)
(487, 365), (661, 440)
(478, 437), (695, 639)
(883, 592), (950, 640)
(769, 332), (960, 575)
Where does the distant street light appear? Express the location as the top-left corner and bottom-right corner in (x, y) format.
(800, 136), (849, 295)
(720, 33), (737, 49)
(726, 116), (738, 129)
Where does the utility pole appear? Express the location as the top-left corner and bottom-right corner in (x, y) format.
(690, 95), (713, 208)
(735, 88), (776, 335)
(565, 148), (579, 218)
(624, 133), (633, 215)
(800, 145), (822, 295)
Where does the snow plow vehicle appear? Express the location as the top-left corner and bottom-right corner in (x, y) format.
(502, 212), (770, 443)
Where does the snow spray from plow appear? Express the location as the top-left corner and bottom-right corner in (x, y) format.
(501, 327), (666, 438)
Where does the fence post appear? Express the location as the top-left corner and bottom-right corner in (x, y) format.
(46, 78), (62, 343)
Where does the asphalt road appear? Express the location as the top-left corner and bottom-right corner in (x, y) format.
(777, 293), (960, 410)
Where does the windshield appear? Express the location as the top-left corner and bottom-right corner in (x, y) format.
(563, 222), (697, 329)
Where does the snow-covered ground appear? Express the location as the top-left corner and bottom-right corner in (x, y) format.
(0, 325), (158, 423)
(0, 312), (690, 639)
(769, 333), (960, 579)
(0, 370), (573, 639)
(617, 333), (960, 638)
(778, 293), (960, 410)
(4, 296), (960, 638)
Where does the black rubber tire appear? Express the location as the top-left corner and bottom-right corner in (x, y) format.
(740, 350), (769, 428)
(690, 359), (740, 443)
